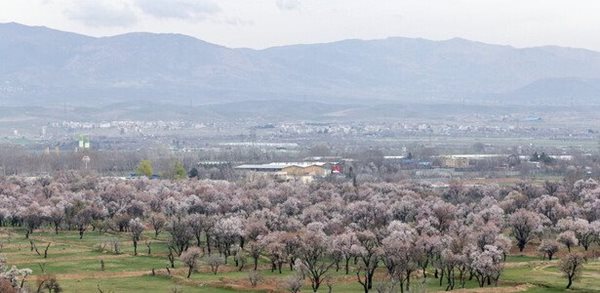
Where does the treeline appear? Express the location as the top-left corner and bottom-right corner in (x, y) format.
(2, 142), (599, 182)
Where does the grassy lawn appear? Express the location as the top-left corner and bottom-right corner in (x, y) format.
(2, 227), (600, 292)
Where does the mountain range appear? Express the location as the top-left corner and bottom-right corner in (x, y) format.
(2, 22), (600, 107)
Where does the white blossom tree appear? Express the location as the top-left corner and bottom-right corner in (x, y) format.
(128, 218), (145, 256)
(537, 239), (560, 260)
(180, 247), (203, 278)
(508, 209), (544, 252)
(296, 224), (335, 293)
(559, 253), (586, 289)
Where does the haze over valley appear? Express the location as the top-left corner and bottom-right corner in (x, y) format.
(3, 22), (600, 111)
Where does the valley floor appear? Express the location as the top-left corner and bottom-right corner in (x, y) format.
(1, 228), (599, 292)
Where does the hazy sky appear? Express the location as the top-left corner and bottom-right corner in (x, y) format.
(1, 0), (600, 50)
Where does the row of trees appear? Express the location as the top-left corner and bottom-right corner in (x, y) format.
(1, 173), (600, 291)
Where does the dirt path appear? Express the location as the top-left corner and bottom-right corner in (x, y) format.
(8, 253), (131, 265)
(434, 284), (532, 293)
(49, 268), (187, 280)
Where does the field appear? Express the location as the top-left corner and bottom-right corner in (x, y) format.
(1, 228), (599, 293)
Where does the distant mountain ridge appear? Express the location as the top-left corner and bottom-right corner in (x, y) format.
(2, 22), (600, 107)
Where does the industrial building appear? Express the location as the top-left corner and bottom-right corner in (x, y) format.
(234, 162), (341, 182)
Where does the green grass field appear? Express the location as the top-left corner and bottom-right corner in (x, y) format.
(1, 228), (599, 292)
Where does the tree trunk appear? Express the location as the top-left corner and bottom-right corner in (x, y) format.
(44, 243), (50, 258)
(345, 258), (350, 275)
(518, 240), (525, 252)
(168, 249), (175, 268)
(367, 269), (375, 290)
(206, 233), (212, 255)
(312, 276), (320, 292)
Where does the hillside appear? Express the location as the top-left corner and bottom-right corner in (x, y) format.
(2, 22), (600, 107)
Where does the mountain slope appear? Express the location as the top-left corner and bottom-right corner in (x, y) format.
(2, 22), (600, 107)
(507, 77), (600, 105)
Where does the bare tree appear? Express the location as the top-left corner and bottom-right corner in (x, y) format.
(145, 241), (152, 255)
